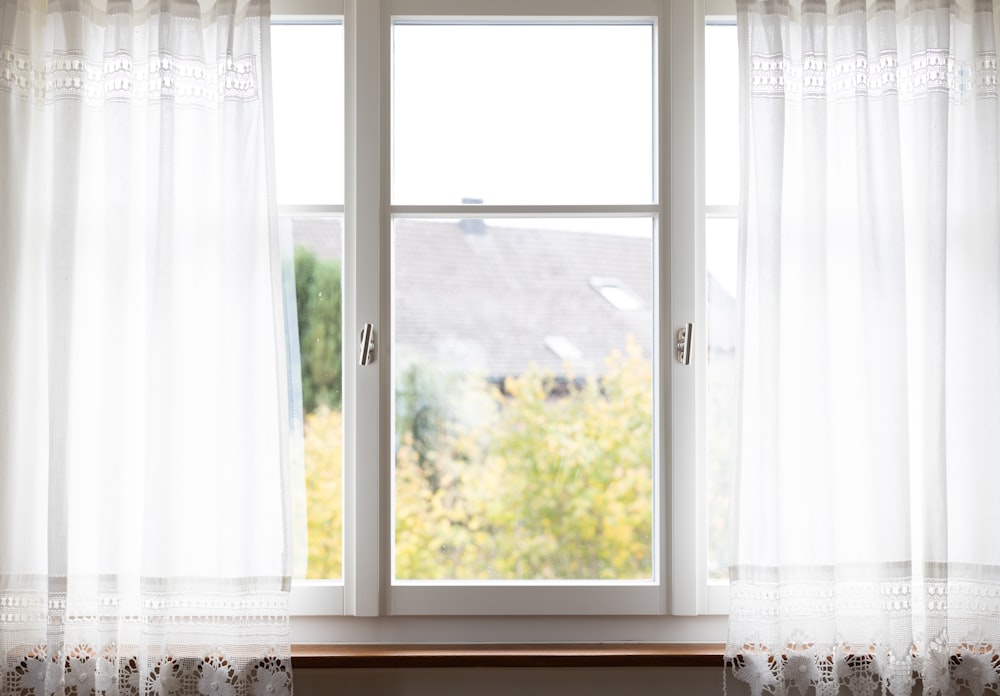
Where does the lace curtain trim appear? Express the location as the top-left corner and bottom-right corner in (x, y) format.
(0, 47), (259, 104)
(1, 584), (291, 696)
(726, 634), (1000, 696)
(1, 646), (291, 696)
(749, 48), (999, 101)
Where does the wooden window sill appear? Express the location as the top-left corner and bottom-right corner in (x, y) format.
(291, 643), (725, 669)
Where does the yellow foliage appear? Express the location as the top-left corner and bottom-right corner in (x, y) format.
(303, 406), (343, 579)
(302, 338), (654, 581)
(394, 337), (654, 581)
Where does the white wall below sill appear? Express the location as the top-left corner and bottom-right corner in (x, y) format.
(293, 666), (740, 696)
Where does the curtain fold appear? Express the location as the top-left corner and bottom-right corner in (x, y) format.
(0, 1), (292, 695)
(728, 0), (1000, 694)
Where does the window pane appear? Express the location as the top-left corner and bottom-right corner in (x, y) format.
(706, 216), (737, 580)
(392, 24), (654, 205)
(271, 23), (344, 206)
(392, 218), (654, 581)
(283, 216), (344, 580)
(705, 23), (739, 206)
(705, 20), (739, 582)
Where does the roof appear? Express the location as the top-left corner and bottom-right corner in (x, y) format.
(290, 217), (735, 379)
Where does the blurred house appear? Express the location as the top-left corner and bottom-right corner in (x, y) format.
(289, 217), (735, 380)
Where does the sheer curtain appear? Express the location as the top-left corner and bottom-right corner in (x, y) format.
(727, 0), (1000, 695)
(0, 1), (293, 695)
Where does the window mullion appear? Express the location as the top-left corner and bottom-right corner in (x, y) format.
(388, 204), (660, 217)
(665, 0), (706, 616)
(343, 0), (386, 618)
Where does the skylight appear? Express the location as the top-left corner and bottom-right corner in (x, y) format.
(544, 335), (584, 361)
(590, 277), (643, 310)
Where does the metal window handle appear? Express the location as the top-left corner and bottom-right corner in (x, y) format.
(359, 323), (376, 366)
(676, 323), (693, 365)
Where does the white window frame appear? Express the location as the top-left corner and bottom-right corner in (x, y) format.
(274, 0), (734, 643)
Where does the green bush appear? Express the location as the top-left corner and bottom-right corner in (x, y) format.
(295, 248), (342, 413)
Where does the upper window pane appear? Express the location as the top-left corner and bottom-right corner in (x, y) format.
(271, 23), (344, 206)
(705, 22), (738, 206)
(392, 23), (655, 205)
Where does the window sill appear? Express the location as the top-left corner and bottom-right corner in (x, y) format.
(291, 643), (725, 669)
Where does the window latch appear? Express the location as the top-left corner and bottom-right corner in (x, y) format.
(359, 323), (376, 366)
(675, 322), (693, 365)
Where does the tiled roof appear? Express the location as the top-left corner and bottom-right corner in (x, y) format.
(393, 219), (653, 379)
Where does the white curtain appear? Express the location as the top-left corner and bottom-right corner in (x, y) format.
(0, 1), (293, 695)
(727, 0), (1000, 694)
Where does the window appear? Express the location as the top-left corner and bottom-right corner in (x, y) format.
(391, 20), (657, 609)
(272, 0), (736, 643)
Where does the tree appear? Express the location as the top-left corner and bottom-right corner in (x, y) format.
(304, 406), (343, 579)
(394, 338), (653, 580)
(301, 336), (654, 581)
(294, 248), (342, 413)
(294, 247), (344, 579)
(394, 359), (495, 487)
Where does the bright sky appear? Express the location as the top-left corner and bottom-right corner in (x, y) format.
(270, 24), (345, 206)
(392, 23), (653, 206)
(270, 22), (654, 207)
(270, 21), (740, 292)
